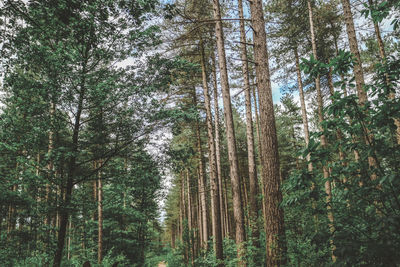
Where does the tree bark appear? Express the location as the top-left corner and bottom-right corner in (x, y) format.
(211, 51), (227, 239)
(238, 0), (261, 248)
(252, 84), (267, 220)
(97, 161), (103, 264)
(45, 101), (55, 228)
(341, 0), (367, 104)
(193, 92), (210, 249)
(341, 0), (379, 178)
(53, 64), (86, 267)
(67, 216), (72, 260)
(186, 169), (195, 266)
(249, 0), (286, 265)
(212, 0), (247, 264)
(307, 0), (336, 261)
(199, 40), (224, 264)
(368, 0), (400, 144)
(294, 47), (312, 172)
(196, 172), (203, 250)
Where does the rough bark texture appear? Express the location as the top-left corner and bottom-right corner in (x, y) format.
(211, 51), (227, 239)
(196, 167), (204, 248)
(308, 0), (336, 261)
(199, 40), (224, 264)
(249, 0), (286, 265)
(341, 0), (367, 104)
(238, 0), (261, 246)
(212, 0), (246, 264)
(194, 91), (210, 249)
(252, 85), (267, 219)
(294, 47), (312, 172)
(341, 0), (379, 176)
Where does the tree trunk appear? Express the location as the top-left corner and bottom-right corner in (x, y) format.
(97, 161), (103, 264)
(294, 47), (313, 172)
(53, 66), (86, 267)
(307, 0), (336, 261)
(212, 0), (247, 264)
(53, 167), (74, 267)
(341, 0), (378, 178)
(252, 85), (267, 220)
(238, 0), (261, 248)
(368, 0), (400, 144)
(341, 0), (367, 104)
(211, 51), (226, 239)
(182, 176), (188, 265)
(7, 183), (17, 235)
(200, 40), (224, 264)
(196, 173), (203, 250)
(249, 0), (286, 265)
(193, 94), (209, 249)
(92, 179), (97, 221)
(186, 169), (195, 266)
(45, 101), (55, 228)
(223, 173), (232, 238)
(67, 216), (72, 260)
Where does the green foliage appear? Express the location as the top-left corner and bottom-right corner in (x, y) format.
(283, 45), (400, 266)
(166, 237), (265, 267)
(0, 0), (170, 265)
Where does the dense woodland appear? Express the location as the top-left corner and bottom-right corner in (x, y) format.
(0, 0), (399, 266)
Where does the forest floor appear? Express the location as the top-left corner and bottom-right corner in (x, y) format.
(158, 261), (167, 267)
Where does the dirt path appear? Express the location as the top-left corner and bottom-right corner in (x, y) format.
(158, 261), (166, 267)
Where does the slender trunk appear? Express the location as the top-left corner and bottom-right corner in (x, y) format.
(238, 0), (261, 248)
(196, 174), (203, 250)
(368, 0), (386, 63)
(308, 0), (336, 261)
(53, 64), (86, 267)
(200, 40), (224, 264)
(211, 51), (226, 239)
(7, 182), (17, 234)
(294, 47), (313, 172)
(53, 166), (74, 267)
(193, 99), (209, 249)
(368, 0), (400, 144)
(97, 161), (103, 264)
(212, 0), (246, 264)
(45, 101), (55, 228)
(223, 173), (231, 238)
(249, 0), (286, 265)
(341, 0), (367, 104)
(179, 179), (184, 242)
(67, 216), (72, 260)
(92, 179), (97, 220)
(186, 169), (195, 266)
(342, 0), (379, 177)
(182, 176), (188, 265)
